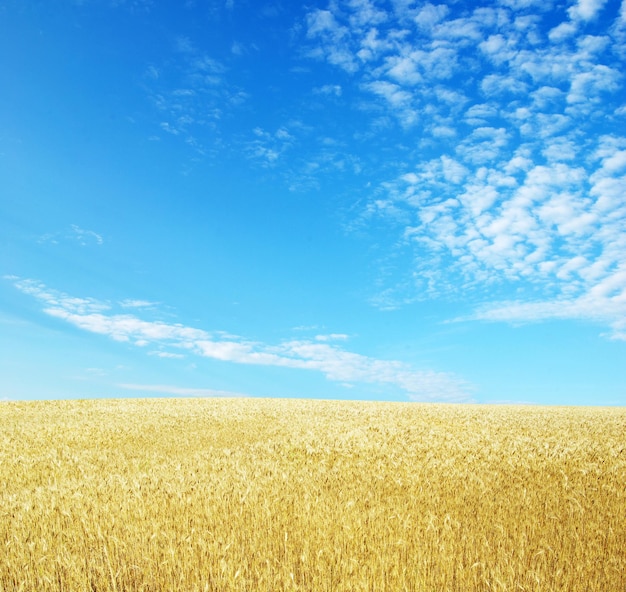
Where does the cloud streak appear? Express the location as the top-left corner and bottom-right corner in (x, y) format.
(117, 384), (249, 398)
(10, 278), (472, 401)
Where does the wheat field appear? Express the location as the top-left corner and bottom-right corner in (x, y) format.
(1, 398), (624, 591)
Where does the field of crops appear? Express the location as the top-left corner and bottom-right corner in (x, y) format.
(1, 398), (624, 591)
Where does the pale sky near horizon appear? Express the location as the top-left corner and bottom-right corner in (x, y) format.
(1, 0), (625, 405)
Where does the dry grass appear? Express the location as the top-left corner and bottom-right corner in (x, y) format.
(1, 398), (624, 591)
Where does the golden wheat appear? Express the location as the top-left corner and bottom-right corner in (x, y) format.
(1, 398), (624, 591)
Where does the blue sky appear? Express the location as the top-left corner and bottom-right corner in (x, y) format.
(1, 0), (625, 405)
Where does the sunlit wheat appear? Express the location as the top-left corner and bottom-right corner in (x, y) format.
(1, 398), (624, 591)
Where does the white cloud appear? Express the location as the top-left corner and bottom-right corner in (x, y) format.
(371, 137), (626, 337)
(313, 333), (350, 342)
(314, 84), (343, 96)
(568, 0), (608, 21)
(464, 103), (499, 126)
(548, 21), (578, 42)
(306, 8), (358, 73)
(246, 126), (296, 167)
(414, 3), (449, 29)
(364, 80), (412, 107)
(118, 384), (248, 397)
(385, 54), (423, 85)
(566, 65), (621, 109)
(356, 27), (391, 62)
(301, 0), (621, 142)
(481, 73), (528, 96)
(479, 33), (514, 64)
(468, 275), (626, 340)
(433, 18), (482, 43)
(347, 0), (388, 28)
(498, 0), (552, 8)
(456, 127), (511, 165)
(120, 299), (158, 308)
(149, 351), (185, 358)
(302, 1), (625, 336)
(362, 80), (418, 126)
(307, 9), (341, 37)
(12, 279), (111, 315)
(10, 278), (471, 401)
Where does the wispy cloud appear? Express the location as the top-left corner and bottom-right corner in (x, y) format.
(39, 225), (103, 246)
(303, 0), (626, 338)
(246, 126), (295, 167)
(239, 119), (363, 191)
(120, 299), (159, 309)
(148, 350), (185, 359)
(314, 84), (343, 96)
(10, 278), (472, 401)
(73, 0), (154, 10)
(314, 333), (349, 342)
(467, 285), (626, 341)
(144, 37), (248, 154)
(117, 383), (248, 397)
(71, 225), (103, 245)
